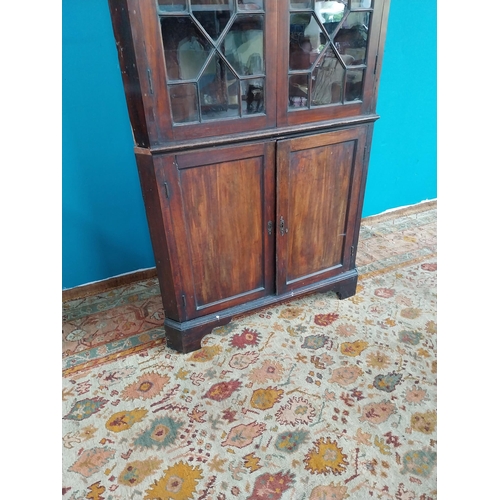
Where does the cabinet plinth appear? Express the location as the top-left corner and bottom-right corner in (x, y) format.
(108, 0), (390, 352)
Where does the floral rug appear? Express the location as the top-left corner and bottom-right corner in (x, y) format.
(62, 203), (437, 499)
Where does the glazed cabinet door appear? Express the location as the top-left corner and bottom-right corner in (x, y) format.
(108, 0), (278, 146)
(157, 142), (276, 320)
(276, 125), (369, 294)
(277, 0), (389, 127)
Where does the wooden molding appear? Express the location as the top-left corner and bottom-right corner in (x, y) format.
(62, 200), (436, 303)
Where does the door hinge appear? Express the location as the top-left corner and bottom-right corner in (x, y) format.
(350, 245), (355, 265)
(267, 221), (273, 235)
(363, 145), (367, 162)
(373, 53), (379, 74)
(163, 181), (170, 199)
(181, 294), (187, 308)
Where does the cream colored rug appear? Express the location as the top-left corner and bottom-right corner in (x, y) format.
(62, 202), (437, 499)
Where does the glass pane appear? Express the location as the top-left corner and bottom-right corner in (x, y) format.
(351, 0), (371, 9)
(345, 68), (364, 101)
(290, 0), (312, 8)
(222, 15), (264, 77)
(191, 0), (234, 42)
(334, 11), (370, 64)
(160, 17), (212, 80)
(244, 77), (265, 114)
(286, 0), (371, 110)
(157, 0), (187, 12)
(319, 0), (347, 38)
(169, 83), (199, 123)
(200, 54), (240, 120)
(289, 13), (324, 70)
(311, 45), (344, 105)
(238, 0), (264, 10)
(289, 74), (308, 108)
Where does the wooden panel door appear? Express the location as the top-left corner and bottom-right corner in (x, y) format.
(276, 125), (368, 294)
(160, 142), (276, 320)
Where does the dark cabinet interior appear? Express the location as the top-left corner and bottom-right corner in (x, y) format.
(107, 0), (391, 352)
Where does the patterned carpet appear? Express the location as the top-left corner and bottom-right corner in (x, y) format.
(62, 201), (437, 500)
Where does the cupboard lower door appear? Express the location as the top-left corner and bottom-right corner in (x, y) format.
(276, 125), (369, 294)
(161, 141), (276, 320)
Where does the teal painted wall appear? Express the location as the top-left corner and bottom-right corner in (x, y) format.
(365, 1), (437, 216)
(62, 0), (436, 290)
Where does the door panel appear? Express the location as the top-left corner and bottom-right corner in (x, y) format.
(163, 142), (276, 319)
(133, 0), (278, 144)
(276, 126), (367, 294)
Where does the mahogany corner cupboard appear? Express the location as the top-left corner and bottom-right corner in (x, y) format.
(107, 0), (391, 353)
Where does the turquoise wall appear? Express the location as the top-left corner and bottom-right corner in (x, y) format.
(367, 1), (437, 215)
(62, 0), (436, 290)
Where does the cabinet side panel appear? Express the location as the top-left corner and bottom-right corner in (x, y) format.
(347, 123), (373, 262)
(107, 0), (150, 147)
(178, 156), (267, 309)
(136, 153), (181, 319)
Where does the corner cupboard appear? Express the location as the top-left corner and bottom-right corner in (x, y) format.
(107, 0), (391, 352)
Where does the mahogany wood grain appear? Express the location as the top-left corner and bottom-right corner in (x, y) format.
(136, 152), (183, 320)
(139, 114), (380, 155)
(276, 126), (368, 293)
(107, 0), (150, 147)
(287, 139), (353, 279)
(180, 158), (265, 307)
(158, 142), (276, 320)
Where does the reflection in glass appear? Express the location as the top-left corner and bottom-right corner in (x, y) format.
(200, 54), (240, 120)
(351, 0), (371, 9)
(159, 1), (268, 124)
(312, 46), (344, 105)
(161, 17), (213, 80)
(319, 0), (346, 38)
(287, 0), (372, 109)
(345, 68), (364, 101)
(222, 15), (264, 77)
(169, 83), (199, 123)
(157, 0), (187, 12)
(191, 0), (234, 42)
(334, 12), (370, 65)
(289, 13), (324, 71)
(238, 0), (264, 10)
(290, 0), (312, 8)
(289, 74), (309, 108)
(245, 77), (264, 113)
